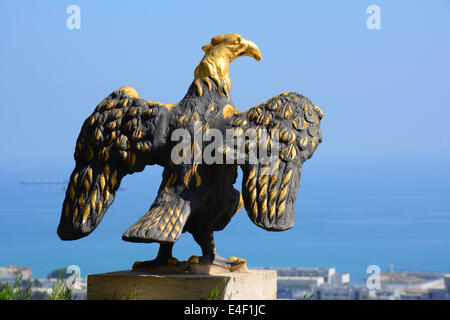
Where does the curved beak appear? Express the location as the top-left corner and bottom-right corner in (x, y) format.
(238, 39), (262, 61)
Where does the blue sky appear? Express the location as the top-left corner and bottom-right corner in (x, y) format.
(0, 0), (449, 164)
(0, 1), (450, 279)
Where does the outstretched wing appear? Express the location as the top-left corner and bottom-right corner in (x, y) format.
(122, 167), (191, 243)
(226, 92), (323, 231)
(57, 86), (175, 240)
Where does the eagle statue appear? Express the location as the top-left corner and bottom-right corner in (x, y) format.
(57, 33), (323, 270)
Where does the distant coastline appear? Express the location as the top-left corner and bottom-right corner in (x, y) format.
(20, 178), (127, 190)
(21, 178), (68, 185)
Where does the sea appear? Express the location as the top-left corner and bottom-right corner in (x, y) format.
(1, 156), (449, 284)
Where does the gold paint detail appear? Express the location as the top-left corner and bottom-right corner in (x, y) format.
(103, 100), (115, 111)
(277, 200), (286, 218)
(129, 152), (136, 166)
(107, 131), (116, 145)
(258, 185), (268, 202)
(233, 117), (248, 127)
(165, 171), (178, 192)
(87, 168), (93, 182)
(142, 108), (153, 118)
(269, 202), (277, 220)
(270, 159), (281, 175)
(99, 147), (109, 162)
(222, 104), (243, 119)
(269, 187), (278, 204)
(279, 185), (289, 203)
(83, 177), (90, 194)
(111, 109), (122, 119)
(250, 187), (257, 219)
(104, 188), (110, 203)
(89, 115), (96, 126)
(269, 173), (279, 190)
(251, 198), (258, 220)
(127, 106), (137, 116)
(69, 185), (75, 201)
(260, 201), (267, 215)
(143, 99), (176, 111)
(290, 145), (297, 159)
(132, 128), (143, 141)
(86, 146), (94, 161)
(64, 203), (69, 219)
(248, 167), (257, 180)
(82, 204), (91, 224)
(96, 201), (102, 215)
(99, 174), (106, 193)
(73, 173), (79, 186)
(188, 256), (199, 264)
(77, 194), (84, 208)
(314, 105), (324, 119)
(111, 170), (117, 188)
(94, 128), (103, 141)
(104, 165), (110, 180)
(194, 33), (261, 97)
(90, 189), (98, 209)
(117, 86), (139, 98)
(178, 115), (187, 126)
(183, 164), (202, 188)
(236, 193), (243, 213)
(228, 256), (247, 263)
(246, 176), (256, 191)
(72, 207), (78, 223)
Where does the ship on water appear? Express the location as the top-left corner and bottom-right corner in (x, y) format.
(21, 178), (68, 185)
(21, 178), (127, 190)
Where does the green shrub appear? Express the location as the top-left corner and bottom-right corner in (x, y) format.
(0, 272), (31, 300)
(47, 273), (73, 300)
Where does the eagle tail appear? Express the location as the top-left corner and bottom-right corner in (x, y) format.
(122, 191), (191, 243)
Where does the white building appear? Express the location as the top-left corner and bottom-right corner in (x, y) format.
(329, 272), (350, 285)
(272, 267), (351, 299)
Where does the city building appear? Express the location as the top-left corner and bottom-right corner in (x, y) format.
(268, 267), (450, 300)
(0, 265), (32, 281)
(2, 264), (449, 300)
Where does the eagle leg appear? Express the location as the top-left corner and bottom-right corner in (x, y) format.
(132, 242), (178, 270)
(191, 232), (235, 268)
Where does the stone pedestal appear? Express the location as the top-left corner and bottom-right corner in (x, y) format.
(87, 269), (277, 300)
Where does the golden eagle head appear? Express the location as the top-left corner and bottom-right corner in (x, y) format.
(194, 33), (261, 97)
(201, 33), (262, 62)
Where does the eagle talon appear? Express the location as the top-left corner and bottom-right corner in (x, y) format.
(188, 255), (200, 264)
(228, 256), (247, 265)
(132, 257), (178, 270)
